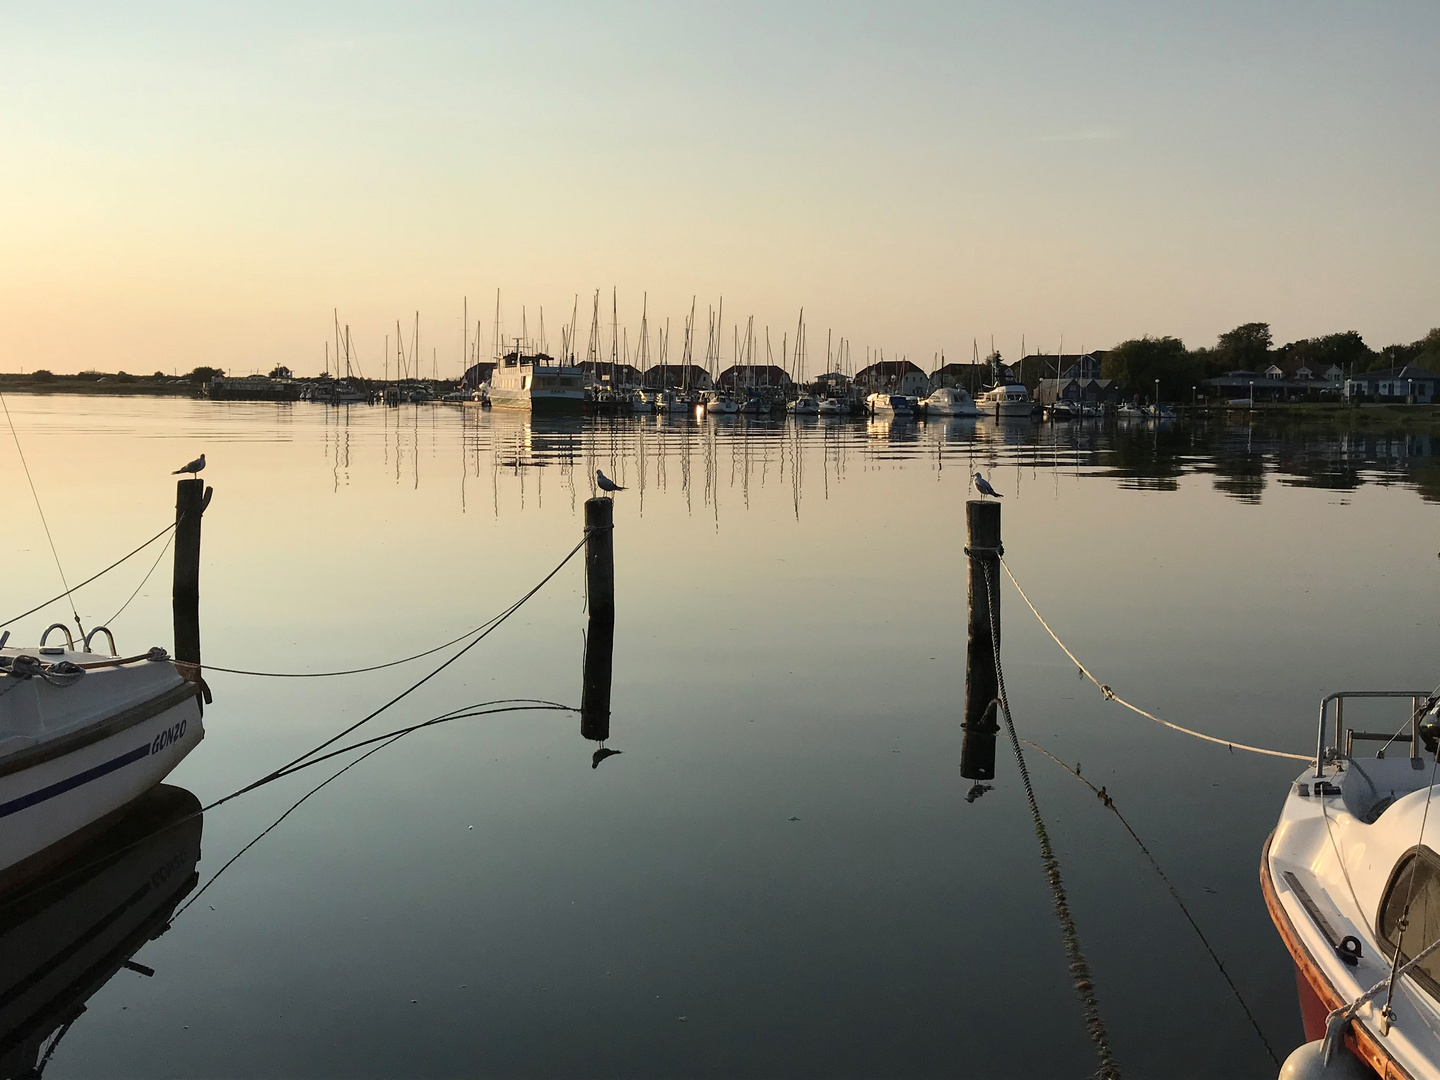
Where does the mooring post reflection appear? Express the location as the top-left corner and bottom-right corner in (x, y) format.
(581, 496), (616, 755)
(0, 785), (202, 1079)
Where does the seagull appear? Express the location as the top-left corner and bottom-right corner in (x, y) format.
(172, 453), (206, 477)
(973, 472), (1001, 498)
(595, 469), (625, 493)
(591, 747), (623, 769)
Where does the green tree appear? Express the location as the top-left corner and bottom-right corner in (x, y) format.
(1214, 322), (1272, 371)
(31, 369), (53, 382)
(1101, 336), (1198, 401)
(188, 366), (224, 384)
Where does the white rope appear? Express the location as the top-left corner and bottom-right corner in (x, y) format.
(999, 557), (1311, 763)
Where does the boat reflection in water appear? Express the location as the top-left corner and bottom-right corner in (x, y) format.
(0, 785), (201, 1079)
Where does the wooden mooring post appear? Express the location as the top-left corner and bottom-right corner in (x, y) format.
(581, 497), (615, 741)
(960, 499), (1000, 780)
(172, 478), (212, 673)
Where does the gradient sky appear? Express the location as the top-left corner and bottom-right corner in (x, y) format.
(2, 1), (1436, 377)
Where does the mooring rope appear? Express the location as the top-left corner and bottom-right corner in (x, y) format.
(174, 528), (596, 680)
(982, 562), (1121, 1079)
(999, 557), (1310, 763)
(1022, 738), (1281, 1067)
(0, 521), (178, 631)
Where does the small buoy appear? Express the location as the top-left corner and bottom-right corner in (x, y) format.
(1278, 1039), (1372, 1079)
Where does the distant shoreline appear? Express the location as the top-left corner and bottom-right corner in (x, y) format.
(0, 375), (199, 397)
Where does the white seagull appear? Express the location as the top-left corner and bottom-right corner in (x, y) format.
(973, 472), (1001, 498)
(595, 469), (625, 493)
(172, 453), (206, 477)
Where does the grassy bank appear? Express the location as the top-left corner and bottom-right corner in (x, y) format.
(0, 374), (201, 397)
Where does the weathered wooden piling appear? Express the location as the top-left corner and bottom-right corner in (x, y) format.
(172, 478), (211, 671)
(581, 497), (615, 741)
(960, 499), (1001, 780)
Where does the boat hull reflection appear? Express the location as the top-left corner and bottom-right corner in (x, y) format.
(0, 784), (201, 1079)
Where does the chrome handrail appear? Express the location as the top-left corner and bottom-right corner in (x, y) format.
(1316, 690), (1435, 778)
(39, 623), (75, 650)
(84, 626), (118, 657)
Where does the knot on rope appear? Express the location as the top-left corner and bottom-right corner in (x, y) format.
(1096, 786), (1113, 809)
(1100, 685), (1116, 701)
(147, 646), (170, 662)
(3, 654), (41, 679)
(2, 654), (85, 686)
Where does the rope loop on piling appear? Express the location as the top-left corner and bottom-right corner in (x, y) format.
(964, 544), (1004, 558)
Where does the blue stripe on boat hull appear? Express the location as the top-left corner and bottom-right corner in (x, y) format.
(0, 743), (150, 820)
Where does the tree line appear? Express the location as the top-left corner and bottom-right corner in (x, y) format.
(1094, 323), (1440, 399)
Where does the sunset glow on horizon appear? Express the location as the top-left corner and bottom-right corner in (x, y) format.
(2, 1), (1436, 376)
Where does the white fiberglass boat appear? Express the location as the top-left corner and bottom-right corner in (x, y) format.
(0, 627), (203, 879)
(1264, 688), (1440, 1077)
(817, 397), (844, 416)
(788, 395), (820, 415)
(920, 387), (981, 417)
(866, 393), (915, 417)
(1117, 401), (1147, 418)
(704, 392), (738, 415)
(977, 384), (1033, 418)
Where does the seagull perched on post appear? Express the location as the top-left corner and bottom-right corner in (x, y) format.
(595, 469), (625, 493)
(172, 453), (206, 477)
(973, 472), (1001, 498)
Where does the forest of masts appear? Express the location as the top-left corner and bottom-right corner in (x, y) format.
(321, 289), (961, 386)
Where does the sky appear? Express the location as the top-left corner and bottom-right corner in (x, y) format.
(1, 1), (1437, 377)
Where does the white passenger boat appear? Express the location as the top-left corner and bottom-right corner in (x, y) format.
(977, 384), (1033, 418)
(920, 387), (981, 417)
(1264, 688), (1440, 1078)
(788, 394), (820, 415)
(0, 627), (203, 879)
(487, 350), (587, 413)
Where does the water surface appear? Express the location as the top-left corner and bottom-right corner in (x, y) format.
(3, 396), (1439, 1078)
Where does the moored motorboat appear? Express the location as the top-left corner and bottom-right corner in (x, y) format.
(0, 628), (203, 879)
(977, 384), (1033, 418)
(920, 387), (981, 417)
(817, 396), (844, 416)
(1264, 688), (1440, 1077)
(788, 394), (820, 415)
(866, 393), (915, 417)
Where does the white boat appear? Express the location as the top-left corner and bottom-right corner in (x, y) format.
(817, 397), (845, 416)
(788, 395), (820, 415)
(1049, 401), (1076, 421)
(630, 390), (654, 414)
(1264, 689), (1440, 1077)
(977, 384), (1033, 418)
(866, 393), (915, 416)
(1117, 401), (1147, 418)
(1081, 401), (1104, 418)
(0, 628), (204, 878)
(705, 392), (739, 415)
(1149, 402), (1177, 420)
(920, 387), (981, 417)
(487, 350), (587, 413)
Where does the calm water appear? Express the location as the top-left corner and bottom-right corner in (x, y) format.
(4, 395), (1440, 1078)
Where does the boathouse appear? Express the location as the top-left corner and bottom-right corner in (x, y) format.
(640, 364), (714, 391)
(1344, 366), (1440, 403)
(1034, 377), (1123, 406)
(853, 360), (930, 397)
(716, 364), (794, 391)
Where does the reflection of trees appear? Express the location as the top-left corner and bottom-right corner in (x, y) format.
(344, 407), (1440, 514)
